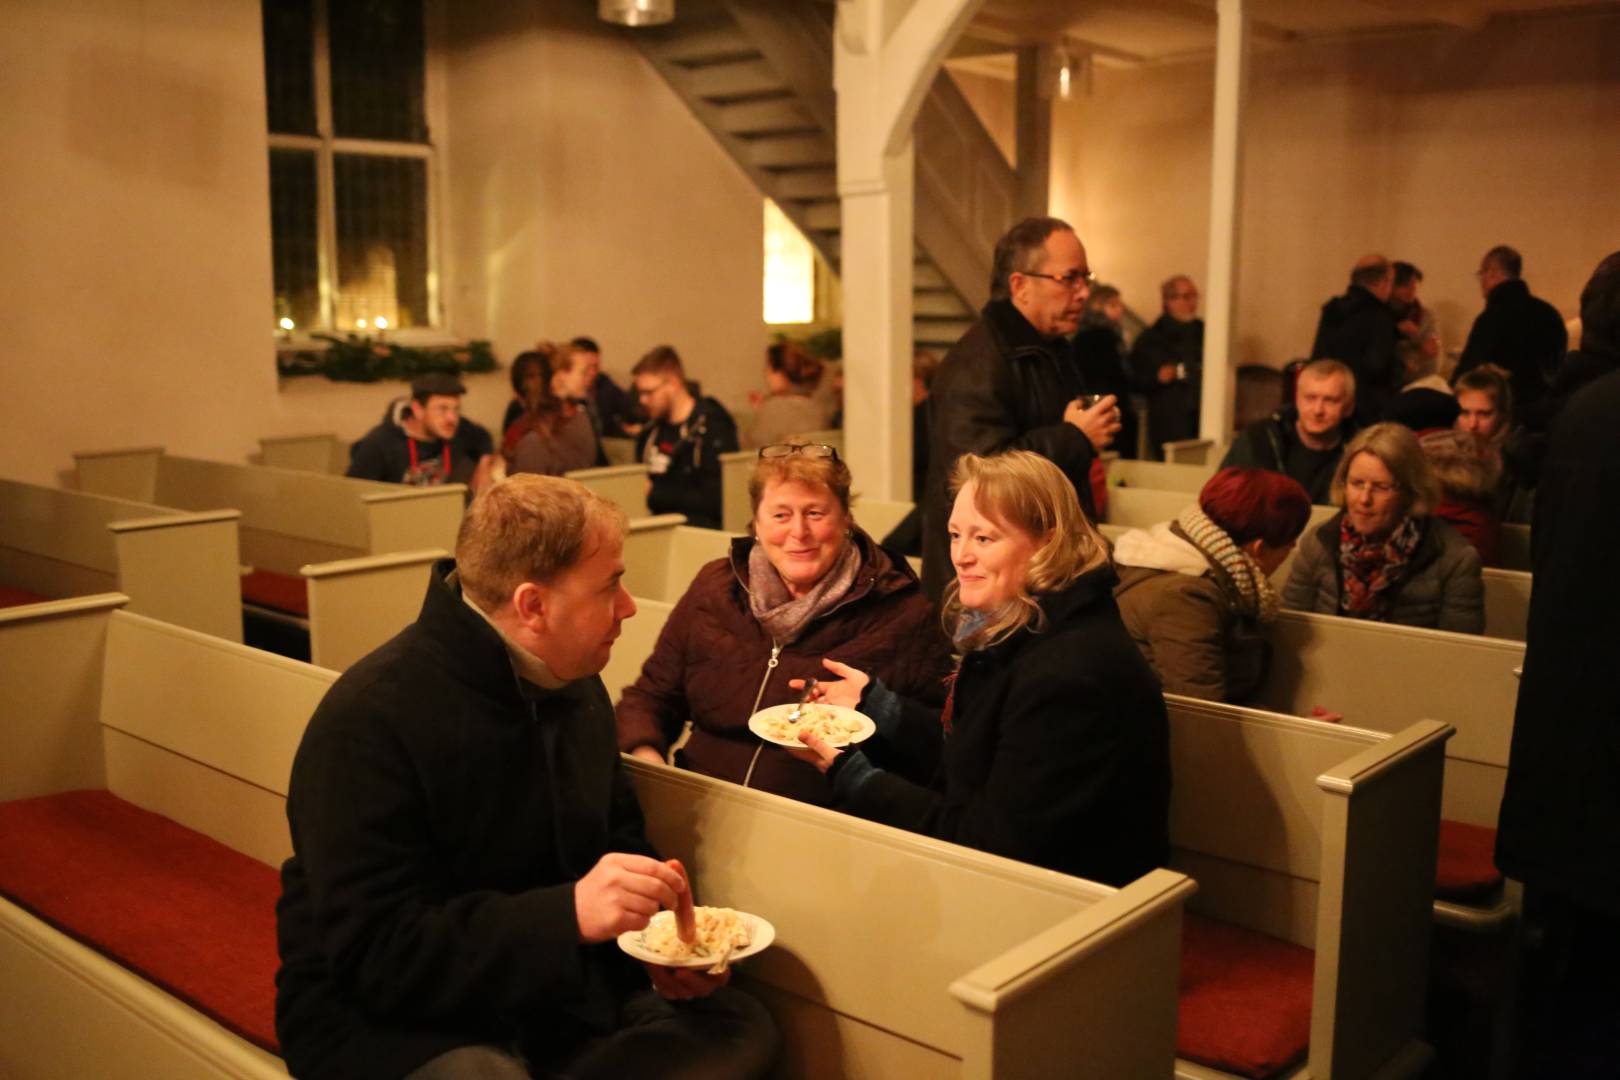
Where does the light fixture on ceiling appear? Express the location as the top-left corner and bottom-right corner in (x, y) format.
(598, 0), (674, 27)
(1056, 46), (1074, 100)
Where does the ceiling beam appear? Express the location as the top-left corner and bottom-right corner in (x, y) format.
(1357, 0), (1491, 31)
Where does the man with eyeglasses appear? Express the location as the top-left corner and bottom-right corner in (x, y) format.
(630, 345), (738, 529)
(1129, 274), (1205, 460)
(921, 215), (1121, 600)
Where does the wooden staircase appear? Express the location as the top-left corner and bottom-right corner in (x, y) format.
(617, 0), (1022, 353)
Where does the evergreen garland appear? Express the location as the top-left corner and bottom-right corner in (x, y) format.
(277, 333), (497, 382)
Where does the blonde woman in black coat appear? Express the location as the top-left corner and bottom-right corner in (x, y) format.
(794, 450), (1170, 887)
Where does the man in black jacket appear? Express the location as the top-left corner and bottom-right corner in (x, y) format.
(1129, 274), (1204, 459)
(921, 216), (1121, 598)
(276, 475), (775, 1080)
(1220, 360), (1356, 504)
(1453, 245), (1568, 423)
(632, 345), (739, 529)
(1310, 255), (1400, 423)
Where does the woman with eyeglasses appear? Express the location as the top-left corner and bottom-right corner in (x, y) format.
(1282, 422), (1484, 633)
(615, 442), (953, 806)
(792, 450), (1170, 887)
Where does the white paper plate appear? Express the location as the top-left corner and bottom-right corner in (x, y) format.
(617, 909), (776, 969)
(746, 702), (875, 748)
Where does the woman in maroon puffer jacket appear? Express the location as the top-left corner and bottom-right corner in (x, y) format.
(615, 444), (954, 806)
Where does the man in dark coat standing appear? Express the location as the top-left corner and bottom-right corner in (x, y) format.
(1496, 361), (1620, 1078)
(1310, 255), (1400, 423)
(1453, 245), (1568, 424)
(275, 475), (776, 1080)
(1129, 274), (1204, 459)
(921, 216), (1121, 599)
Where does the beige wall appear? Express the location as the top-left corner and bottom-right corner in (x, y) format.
(947, 66), (1016, 168)
(1051, 11), (1620, 367)
(0, 1), (763, 486)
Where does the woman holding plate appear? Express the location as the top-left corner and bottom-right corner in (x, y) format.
(615, 443), (953, 806)
(796, 450), (1170, 887)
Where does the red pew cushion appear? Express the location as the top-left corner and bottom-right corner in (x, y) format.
(1435, 819), (1504, 901)
(0, 790), (281, 1053)
(0, 584), (50, 609)
(241, 569), (309, 618)
(1179, 913), (1315, 1079)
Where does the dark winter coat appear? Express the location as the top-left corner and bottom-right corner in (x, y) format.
(635, 397), (739, 529)
(1455, 279), (1568, 422)
(1310, 285), (1400, 422)
(922, 299), (1100, 598)
(276, 561), (657, 1080)
(1497, 369), (1620, 917)
(1075, 320), (1140, 459)
(833, 566), (1171, 888)
(347, 413), (493, 488)
(615, 531), (953, 806)
(1129, 315), (1204, 455)
(1281, 511), (1484, 634)
(1219, 407), (1352, 505)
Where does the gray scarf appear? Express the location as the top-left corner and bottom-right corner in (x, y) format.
(747, 538), (861, 645)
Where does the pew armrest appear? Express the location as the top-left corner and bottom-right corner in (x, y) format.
(302, 549), (447, 671)
(359, 486), (466, 555)
(1310, 719), (1453, 1078)
(952, 869), (1195, 1080)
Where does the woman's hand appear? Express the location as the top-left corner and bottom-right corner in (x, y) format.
(794, 729), (842, 774)
(1309, 705), (1345, 724)
(629, 745), (666, 765)
(787, 658), (870, 710)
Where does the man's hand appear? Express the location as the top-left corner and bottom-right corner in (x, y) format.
(787, 658), (869, 710)
(575, 853), (688, 944)
(645, 962), (730, 1001)
(1309, 705), (1345, 724)
(629, 745), (666, 766)
(470, 453), (504, 494)
(1065, 394), (1121, 452)
(1157, 363), (1177, 385)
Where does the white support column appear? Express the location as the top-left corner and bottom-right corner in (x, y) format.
(835, 0), (982, 501)
(1200, 0), (1248, 448)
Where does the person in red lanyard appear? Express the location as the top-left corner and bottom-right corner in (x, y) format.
(347, 372), (498, 490)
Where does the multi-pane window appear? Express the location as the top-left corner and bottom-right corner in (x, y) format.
(264, 0), (435, 334)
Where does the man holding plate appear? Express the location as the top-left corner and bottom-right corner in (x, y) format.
(276, 475), (777, 1080)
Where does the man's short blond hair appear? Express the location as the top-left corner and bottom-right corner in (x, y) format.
(457, 475), (627, 612)
(1297, 358), (1356, 403)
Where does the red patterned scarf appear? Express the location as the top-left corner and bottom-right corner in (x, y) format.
(1337, 515), (1421, 620)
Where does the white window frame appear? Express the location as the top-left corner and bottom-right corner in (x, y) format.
(268, 0), (449, 344)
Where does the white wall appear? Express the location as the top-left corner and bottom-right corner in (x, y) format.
(1050, 11), (1620, 368)
(0, 0), (764, 486)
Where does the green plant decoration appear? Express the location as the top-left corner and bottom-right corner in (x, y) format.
(277, 334), (498, 382)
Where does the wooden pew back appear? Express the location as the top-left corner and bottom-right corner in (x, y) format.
(1167, 697), (1451, 1077)
(603, 596), (674, 705)
(1254, 612), (1523, 827)
(720, 449), (754, 533)
(256, 433), (345, 474)
(621, 516), (736, 605)
(851, 496), (913, 543)
(74, 449), (464, 574)
(565, 463), (650, 520)
(1107, 458), (1217, 494)
(1, 478), (242, 641)
(630, 762), (1193, 1079)
(303, 550), (445, 672)
(1481, 567), (1530, 642)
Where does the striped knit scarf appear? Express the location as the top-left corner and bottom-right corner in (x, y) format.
(1175, 505), (1281, 624)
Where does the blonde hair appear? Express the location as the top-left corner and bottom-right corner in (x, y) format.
(942, 451), (1109, 652)
(456, 475), (627, 612)
(747, 449), (853, 519)
(1330, 422), (1441, 519)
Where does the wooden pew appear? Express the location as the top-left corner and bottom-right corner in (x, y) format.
(600, 436), (638, 466)
(564, 462), (651, 519)
(256, 433), (345, 474)
(1253, 612), (1522, 836)
(720, 449), (754, 532)
(1163, 438), (1220, 465)
(71, 447), (463, 667)
(1108, 458), (1218, 494)
(1481, 568), (1530, 642)
(1167, 698), (1452, 1078)
(851, 496), (914, 543)
(632, 762), (1194, 1079)
(1105, 486), (1339, 536)
(1, 477), (242, 641)
(621, 515), (737, 604)
(0, 603), (1194, 1080)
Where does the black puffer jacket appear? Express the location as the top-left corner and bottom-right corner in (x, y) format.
(922, 299), (1099, 598)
